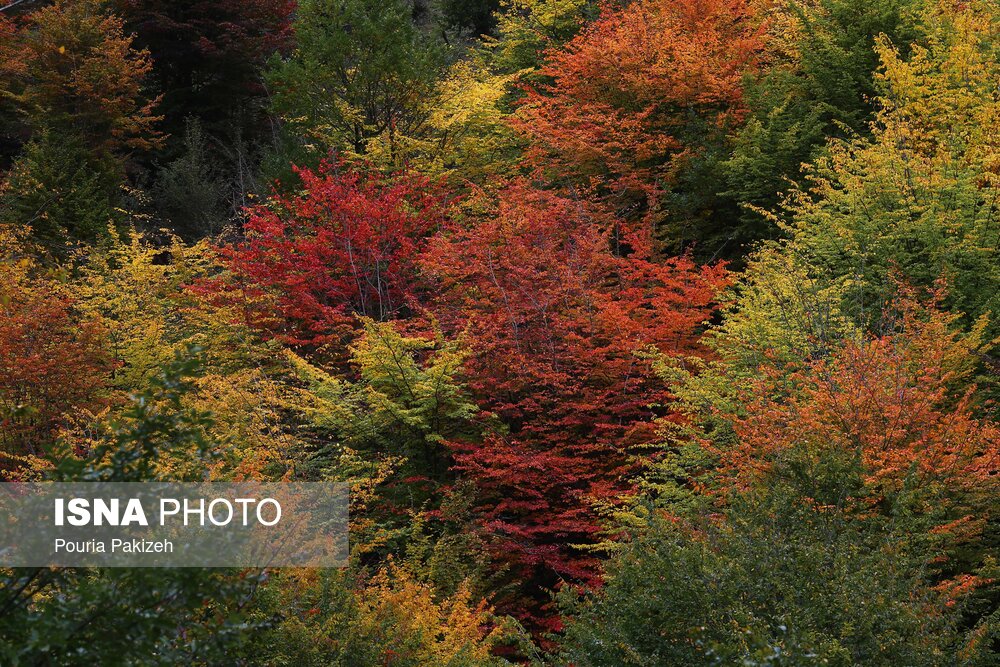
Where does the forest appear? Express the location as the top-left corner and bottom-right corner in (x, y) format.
(0, 0), (998, 664)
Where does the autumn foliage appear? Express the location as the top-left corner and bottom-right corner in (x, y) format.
(516, 0), (764, 208)
(217, 166), (448, 347)
(14, 0), (163, 156)
(2, 0), (1000, 663)
(420, 184), (726, 626)
(217, 172), (728, 628)
(0, 261), (110, 460)
(0, 16), (23, 109)
(727, 287), (1000, 555)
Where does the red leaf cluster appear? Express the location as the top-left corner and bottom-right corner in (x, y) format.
(0, 280), (111, 461)
(213, 170), (727, 629)
(421, 183), (726, 626)
(217, 166), (448, 348)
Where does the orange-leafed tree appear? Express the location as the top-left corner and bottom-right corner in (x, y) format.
(0, 15), (19, 81)
(421, 182), (727, 631)
(15, 0), (162, 157)
(0, 2), (162, 255)
(515, 0), (764, 218)
(725, 286), (999, 578)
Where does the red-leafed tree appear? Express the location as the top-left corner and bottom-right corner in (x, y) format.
(515, 0), (763, 215)
(0, 266), (111, 463)
(214, 166), (726, 631)
(421, 182), (727, 630)
(216, 165), (448, 349)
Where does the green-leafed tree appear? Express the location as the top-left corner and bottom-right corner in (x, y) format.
(0, 349), (262, 665)
(265, 0), (449, 174)
(657, 0), (925, 259)
(152, 118), (230, 238)
(284, 320), (484, 560)
(487, 0), (597, 74)
(557, 478), (996, 666)
(0, 132), (122, 254)
(711, 0), (1000, 360)
(715, 0), (925, 240)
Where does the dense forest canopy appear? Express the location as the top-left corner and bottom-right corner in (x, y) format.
(0, 0), (998, 664)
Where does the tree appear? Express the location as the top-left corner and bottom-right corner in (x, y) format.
(420, 182), (726, 630)
(283, 319), (483, 560)
(235, 566), (523, 666)
(668, 0), (1000, 436)
(0, 131), (122, 253)
(393, 57), (526, 185)
(110, 0), (292, 137)
(560, 291), (1000, 665)
(0, 349), (263, 665)
(16, 0), (163, 158)
(718, 0), (925, 242)
(515, 0), (764, 226)
(0, 243), (111, 460)
(734, 0), (1000, 345)
(488, 0), (597, 74)
(723, 289), (999, 577)
(70, 229), (320, 482)
(214, 165), (448, 349)
(557, 481), (993, 666)
(0, 14), (25, 166)
(152, 118), (229, 238)
(266, 0), (448, 170)
(0, 0), (162, 253)
(653, 276), (1000, 658)
(107, 0), (292, 236)
(438, 0), (502, 37)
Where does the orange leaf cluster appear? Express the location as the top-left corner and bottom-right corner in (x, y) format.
(729, 287), (999, 530)
(516, 0), (765, 208)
